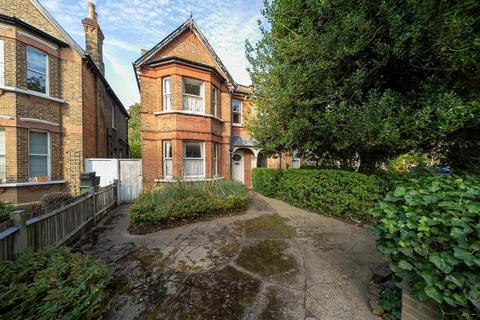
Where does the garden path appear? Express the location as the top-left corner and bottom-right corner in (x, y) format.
(72, 192), (387, 320)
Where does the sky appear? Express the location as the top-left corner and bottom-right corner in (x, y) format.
(39, 0), (265, 108)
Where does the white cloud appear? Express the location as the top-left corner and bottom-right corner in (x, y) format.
(38, 0), (264, 107)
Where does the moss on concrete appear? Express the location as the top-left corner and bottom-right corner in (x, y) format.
(240, 214), (296, 239)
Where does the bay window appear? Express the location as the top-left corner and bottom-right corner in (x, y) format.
(183, 78), (204, 113)
(212, 86), (218, 117)
(0, 128), (5, 182)
(212, 142), (218, 176)
(163, 140), (172, 178)
(27, 47), (48, 94)
(163, 77), (172, 110)
(29, 131), (50, 179)
(183, 141), (204, 177)
(232, 99), (242, 125)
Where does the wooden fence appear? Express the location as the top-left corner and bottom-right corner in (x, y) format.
(0, 183), (117, 260)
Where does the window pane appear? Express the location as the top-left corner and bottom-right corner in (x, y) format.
(29, 131), (48, 154)
(27, 69), (47, 93)
(29, 155), (48, 177)
(163, 77), (171, 94)
(164, 159), (172, 177)
(0, 128), (5, 154)
(184, 159), (204, 176)
(184, 81), (201, 96)
(0, 40), (4, 86)
(233, 113), (240, 124)
(164, 141), (172, 158)
(184, 142), (202, 158)
(27, 47), (47, 74)
(0, 155), (5, 180)
(232, 99), (242, 112)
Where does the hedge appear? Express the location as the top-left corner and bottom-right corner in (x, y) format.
(0, 247), (110, 320)
(252, 168), (381, 222)
(130, 180), (250, 231)
(371, 175), (480, 319)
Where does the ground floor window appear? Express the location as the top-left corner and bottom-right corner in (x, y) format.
(212, 142), (219, 176)
(163, 140), (172, 178)
(29, 130), (50, 179)
(183, 141), (204, 177)
(0, 128), (5, 181)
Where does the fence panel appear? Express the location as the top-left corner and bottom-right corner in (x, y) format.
(0, 182), (117, 260)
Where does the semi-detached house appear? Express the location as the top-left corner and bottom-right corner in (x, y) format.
(0, 1), (129, 205)
(134, 18), (301, 189)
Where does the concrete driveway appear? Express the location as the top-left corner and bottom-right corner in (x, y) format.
(72, 192), (387, 320)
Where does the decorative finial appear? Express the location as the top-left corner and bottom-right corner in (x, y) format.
(189, 10), (193, 19)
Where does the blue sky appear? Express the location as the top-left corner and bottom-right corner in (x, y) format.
(39, 0), (264, 108)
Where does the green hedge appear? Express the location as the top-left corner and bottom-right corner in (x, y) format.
(253, 168), (381, 222)
(130, 180), (250, 231)
(372, 175), (480, 319)
(0, 247), (110, 320)
(0, 202), (11, 223)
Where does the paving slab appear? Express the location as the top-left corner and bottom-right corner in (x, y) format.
(72, 192), (387, 320)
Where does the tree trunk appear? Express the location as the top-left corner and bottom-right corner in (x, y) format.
(358, 152), (377, 173)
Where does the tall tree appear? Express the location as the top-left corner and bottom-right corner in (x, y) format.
(128, 103), (141, 159)
(247, 0), (480, 172)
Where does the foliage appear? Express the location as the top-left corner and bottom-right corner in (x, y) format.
(253, 168), (381, 222)
(378, 281), (402, 320)
(41, 192), (75, 212)
(388, 151), (436, 172)
(0, 203), (12, 223)
(0, 247), (110, 320)
(246, 0), (480, 172)
(128, 103), (141, 158)
(371, 175), (480, 319)
(252, 168), (283, 197)
(130, 180), (250, 230)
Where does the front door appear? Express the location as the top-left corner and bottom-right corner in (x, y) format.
(232, 150), (244, 184)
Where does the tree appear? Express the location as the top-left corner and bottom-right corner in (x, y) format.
(128, 103), (141, 158)
(246, 0), (480, 172)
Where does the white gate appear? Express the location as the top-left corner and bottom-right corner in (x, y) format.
(85, 158), (142, 203)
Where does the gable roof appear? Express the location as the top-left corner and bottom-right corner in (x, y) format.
(133, 18), (235, 86)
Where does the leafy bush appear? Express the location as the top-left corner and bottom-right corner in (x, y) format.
(41, 192), (75, 211)
(130, 180), (250, 231)
(371, 175), (480, 319)
(0, 247), (110, 320)
(252, 168), (283, 197)
(253, 168), (381, 222)
(0, 202), (12, 223)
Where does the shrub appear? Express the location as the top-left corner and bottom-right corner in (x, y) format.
(253, 168), (381, 222)
(252, 168), (283, 197)
(0, 202), (12, 223)
(129, 180), (250, 231)
(371, 175), (480, 319)
(0, 247), (110, 320)
(41, 192), (75, 211)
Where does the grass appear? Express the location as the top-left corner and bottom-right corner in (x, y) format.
(129, 180), (250, 233)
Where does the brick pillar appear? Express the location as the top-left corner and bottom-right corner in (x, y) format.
(172, 75), (182, 111)
(172, 139), (183, 178)
(402, 282), (442, 320)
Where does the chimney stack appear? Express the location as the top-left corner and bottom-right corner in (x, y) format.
(82, 2), (104, 75)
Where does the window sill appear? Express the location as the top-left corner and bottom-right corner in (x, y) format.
(232, 123), (244, 128)
(153, 110), (225, 123)
(0, 86), (65, 103)
(0, 180), (66, 187)
(155, 177), (224, 183)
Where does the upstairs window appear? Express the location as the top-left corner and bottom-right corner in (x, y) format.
(183, 141), (204, 177)
(163, 140), (172, 178)
(0, 128), (5, 182)
(27, 47), (48, 94)
(163, 77), (172, 110)
(232, 99), (242, 125)
(183, 78), (204, 113)
(29, 131), (50, 179)
(0, 40), (4, 87)
(212, 86), (218, 117)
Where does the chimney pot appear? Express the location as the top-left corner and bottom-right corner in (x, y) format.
(88, 2), (96, 20)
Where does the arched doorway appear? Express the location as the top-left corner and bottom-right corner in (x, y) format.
(232, 148), (256, 187)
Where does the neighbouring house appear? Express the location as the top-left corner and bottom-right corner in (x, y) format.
(133, 18), (301, 188)
(0, 1), (129, 205)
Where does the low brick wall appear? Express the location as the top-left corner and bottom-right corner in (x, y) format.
(402, 283), (442, 320)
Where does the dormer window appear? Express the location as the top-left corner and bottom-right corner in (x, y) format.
(163, 77), (172, 110)
(183, 78), (204, 113)
(27, 47), (48, 94)
(232, 99), (242, 125)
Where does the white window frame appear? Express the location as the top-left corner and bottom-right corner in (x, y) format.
(0, 127), (5, 182)
(26, 46), (49, 95)
(232, 99), (243, 125)
(111, 105), (116, 130)
(212, 86), (218, 117)
(163, 140), (173, 179)
(182, 77), (204, 113)
(213, 142), (218, 177)
(183, 141), (205, 178)
(163, 77), (172, 111)
(28, 130), (50, 180)
(0, 39), (4, 87)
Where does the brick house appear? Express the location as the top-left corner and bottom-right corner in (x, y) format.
(134, 18), (300, 188)
(0, 1), (129, 205)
